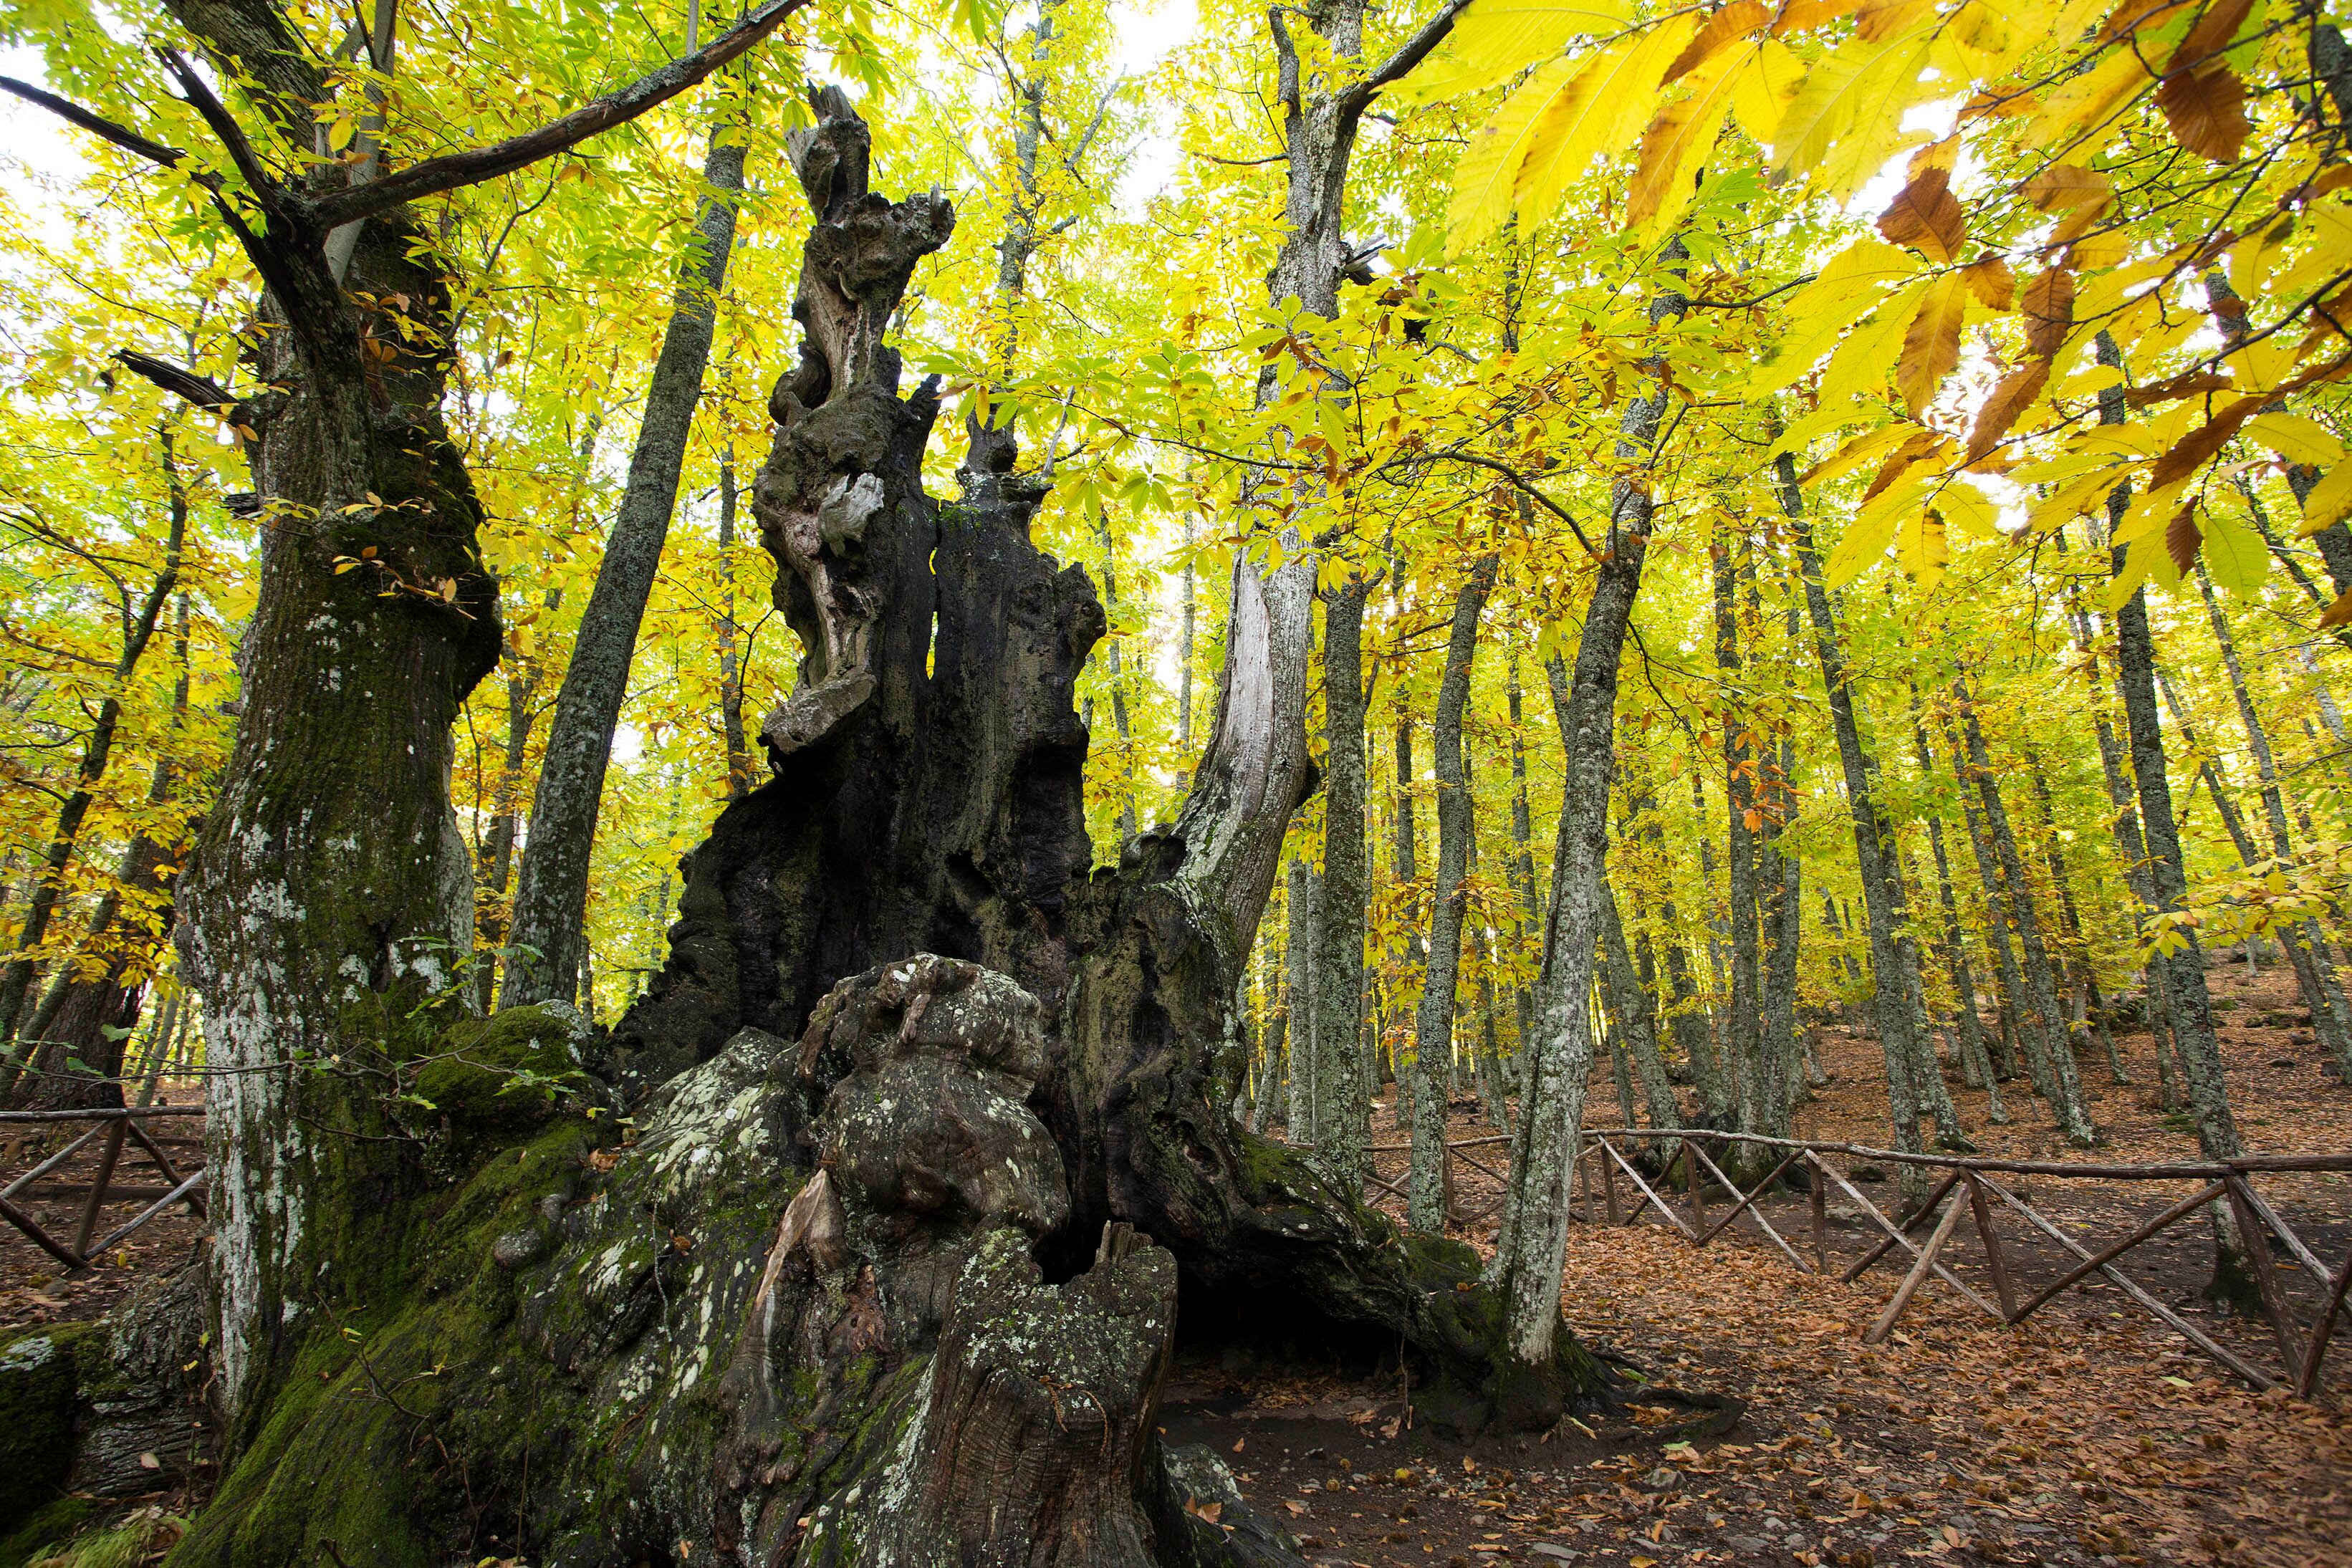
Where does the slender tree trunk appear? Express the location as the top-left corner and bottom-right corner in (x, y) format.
(501, 127), (749, 1006)
(1178, 515), (1198, 754)
(716, 446), (754, 798)
(2093, 333), (2250, 1297)
(1489, 249), (1684, 1367)
(1913, 718), (2009, 1122)
(1710, 543), (1767, 1130)
(0, 441), (186, 1052)
(1950, 680), (2098, 1143)
(2156, 666), (2262, 864)
(1408, 554), (1495, 1231)
(2197, 562), (2352, 1079)
(1600, 878), (1679, 1129)
(1787, 465), (1941, 1160)
(1285, 856), (1321, 1141)
(1313, 576), (1373, 1182)
(2021, 745), (2128, 1084)
(1161, 0), (1463, 967)
(2057, 542), (2176, 1062)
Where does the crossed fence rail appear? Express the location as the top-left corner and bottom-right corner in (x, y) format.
(1573, 1128), (2352, 1399)
(0, 1105), (207, 1271)
(1355, 1125), (2352, 1399)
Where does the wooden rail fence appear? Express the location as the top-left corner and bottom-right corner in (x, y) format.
(1567, 1127), (2352, 1400)
(0, 1105), (206, 1271)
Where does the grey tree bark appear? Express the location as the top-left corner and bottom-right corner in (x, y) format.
(1909, 713), (2009, 1122)
(1489, 246), (1685, 1367)
(1285, 856), (1322, 1139)
(1600, 877), (1680, 1130)
(501, 125), (749, 1006)
(1949, 679), (2098, 1145)
(1787, 473), (1944, 1158)
(1710, 542), (1763, 1127)
(1163, 0), (1466, 967)
(1408, 554), (1497, 1231)
(2093, 338), (2250, 1294)
(2194, 562), (2352, 1079)
(1314, 575), (1374, 1183)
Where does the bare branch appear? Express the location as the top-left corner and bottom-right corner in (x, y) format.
(304, 0), (812, 230)
(115, 350), (236, 410)
(1343, 0), (1469, 122)
(157, 48), (285, 209)
(0, 76), (193, 172)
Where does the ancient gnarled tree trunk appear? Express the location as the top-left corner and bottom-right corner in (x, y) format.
(9, 88), (1610, 1568)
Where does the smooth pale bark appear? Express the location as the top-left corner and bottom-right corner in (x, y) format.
(2196, 563), (2352, 1079)
(1408, 554), (1496, 1231)
(501, 129), (748, 1006)
(1314, 576), (1373, 1183)
(1950, 680), (2098, 1145)
(1164, 0), (1463, 968)
(1490, 249), (1684, 1365)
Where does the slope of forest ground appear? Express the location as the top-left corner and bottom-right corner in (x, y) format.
(2, 956), (2347, 1567)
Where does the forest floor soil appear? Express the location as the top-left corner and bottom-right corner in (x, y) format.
(3, 959), (2348, 1566)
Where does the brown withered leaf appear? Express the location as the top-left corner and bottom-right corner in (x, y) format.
(1862, 429), (1946, 503)
(2127, 369), (2232, 407)
(2148, 395), (2259, 490)
(2157, 65), (2251, 162)
(2167, 0), (2254, 70)
(2322, 590), (2352, 630)
(1965, 360), (2050, 463)
(2022, 267), (2075, 358)
(1772, 0), (1863, 32)
(1856, 0), (1932, 40)
(2097, 0), (2196, 44)
(1877, 167), (1967, 263)
(2022, 163), (2112, 213)
(1964, 256), (2016, 311)
(1665, 0), (1770, 82)
(1898, 274), (1970, 416)
(2165, 503), (2202, 575)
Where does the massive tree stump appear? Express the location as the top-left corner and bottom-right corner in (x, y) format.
(0, 87), (1613, 1568)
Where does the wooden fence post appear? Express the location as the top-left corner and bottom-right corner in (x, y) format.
(1810, 1154), (1828, 1271)
(1866, 1185), (1968, 1344)
(70, 1117), (129, 1258)
(2224, 1175), (2305, 1385)
(1602, 1140), (1622, 1226)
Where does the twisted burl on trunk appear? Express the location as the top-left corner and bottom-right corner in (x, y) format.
(0, 88), (1606, 1568)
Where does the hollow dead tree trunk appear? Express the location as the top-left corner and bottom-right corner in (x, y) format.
(97, 89), (1613, 1568)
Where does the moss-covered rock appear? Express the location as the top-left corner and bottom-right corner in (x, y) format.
(0, 1498), (97, 1568)
(411, 1003), (592, 1130)
(0, 1324), (91, 1529)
